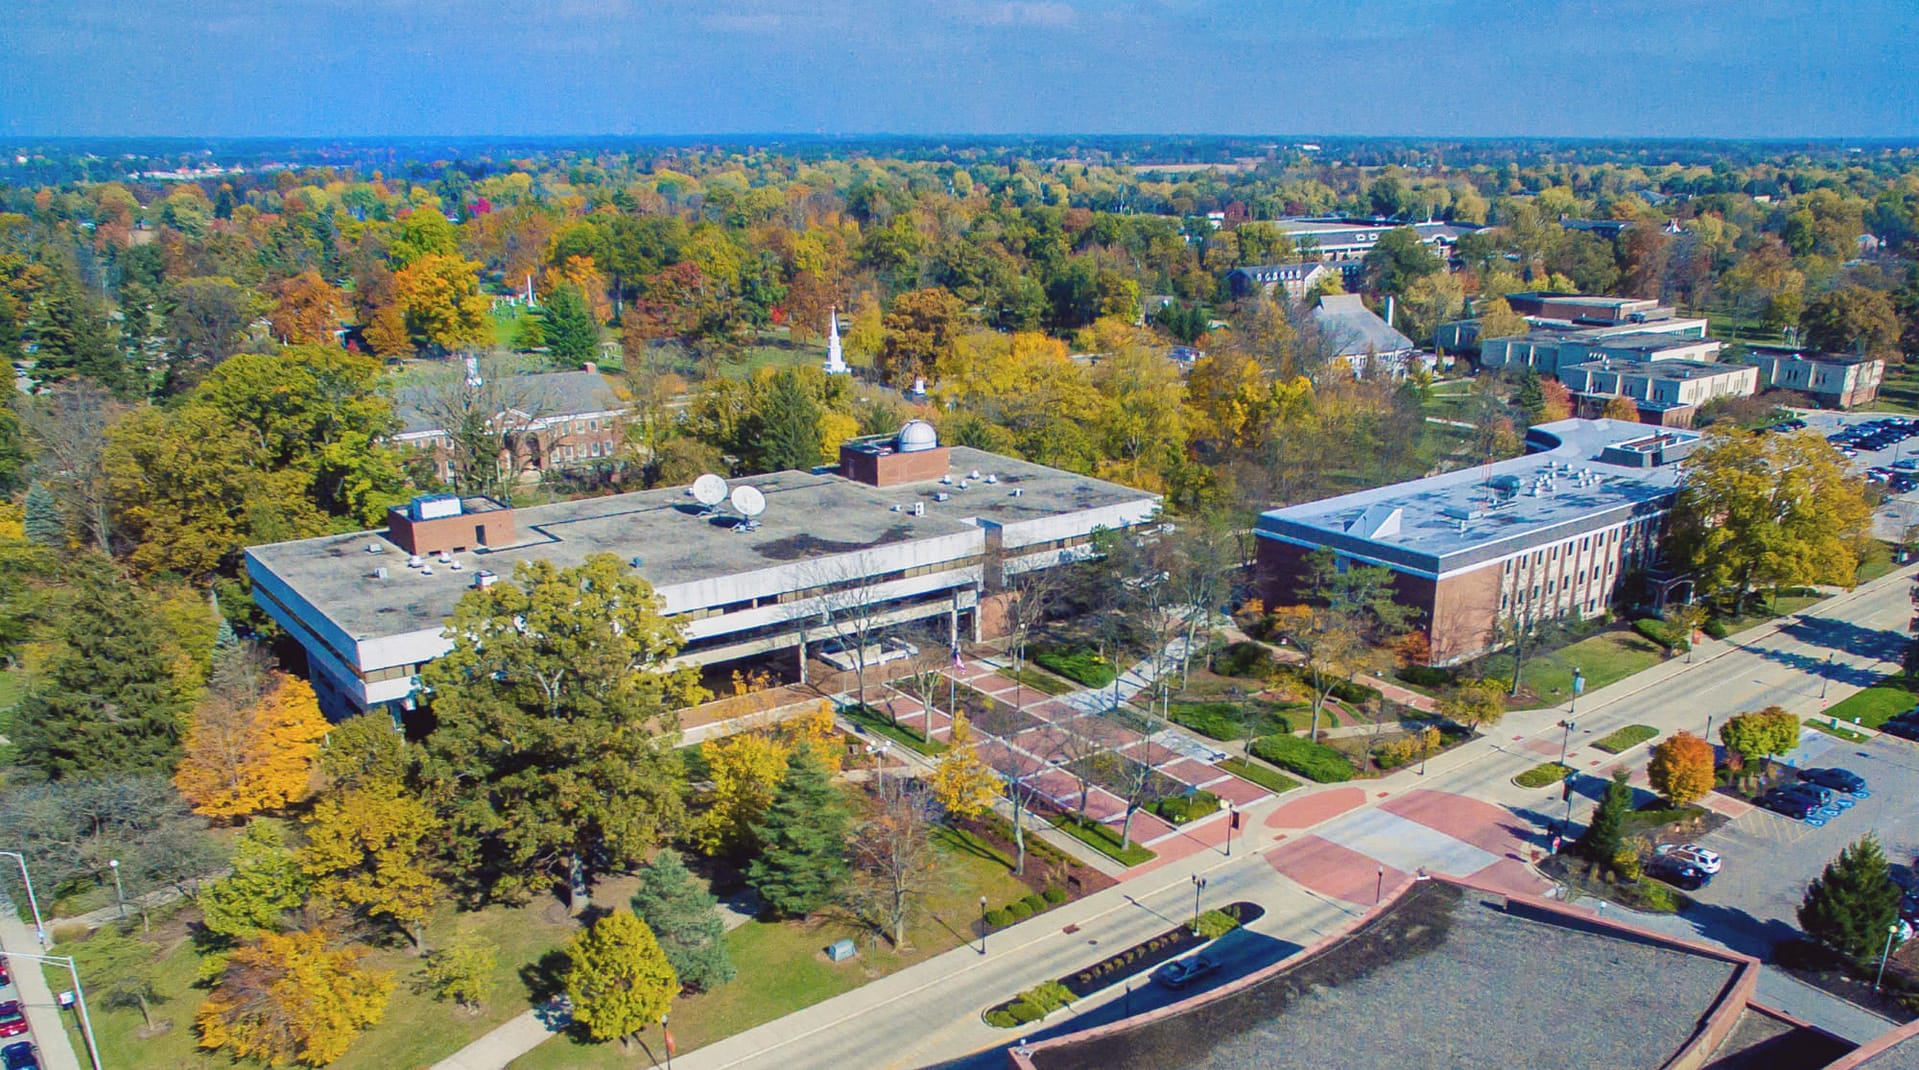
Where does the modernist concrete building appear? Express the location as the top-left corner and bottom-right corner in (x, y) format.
(1255, 419), (1697, 664)
(1747, 346), (1886, 409)
(1438, 292), (1708, 358)
(1478, 324), (1720, 378)
(247, 423), (1160, 718)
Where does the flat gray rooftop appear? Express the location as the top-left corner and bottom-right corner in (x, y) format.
(1028, 879), (1745, 1070)
(1589, 331), (1718, 354)
(248, 446), (1151, 640)
(1255, 419), (1692, 576)
(1567, 358), (1747, 381)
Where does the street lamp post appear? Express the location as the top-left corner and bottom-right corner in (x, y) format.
(1376, 865), (1385, 904)
(1569, 668), (1585, 715)
(107, 858), (126, 921)
(1820, 651), (1835, 700)
(1190, 874), (1207, 930)
(662, 1013), (673, 1070)
(979, 896), (988, 955)
(1558, 718), (1576, 769)
(0, 850), (46, 947)
(1876, 923), (1901, 991)
(0, 950), (103, 1070)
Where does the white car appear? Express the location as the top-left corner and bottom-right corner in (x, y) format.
(1656, 843), (1722, 874)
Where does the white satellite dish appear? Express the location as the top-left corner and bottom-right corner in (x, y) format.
(691, 473), (729, 507)
(731, 484), (767, 519)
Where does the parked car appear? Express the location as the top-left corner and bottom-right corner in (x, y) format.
(1760, 790), (1820, 819)
(1782, 782), (1835, 807)
(1655, 843), (1722, 874)
(1152, 953), (1219, 990)
(0, 1003), (25, 1039)
(0, 960), (8, 985)
(0, 1042), (37, 1070)
(1649, 856), (1712, 891)
(1800, 767), (1867, 794)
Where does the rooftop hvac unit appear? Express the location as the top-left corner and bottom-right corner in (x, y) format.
(420, 564), (434, 576)
(968, 470), (981, 480)
(436, 551), (452, 564)
(912, 501), (925, 516)
(1011, 488), (1023, 497)
(939, 474), (953, 485)
(630, 556), (644, 568)
(984, 474), (998, 484)
(934, 492), (951, 502)
(366, 542), (384, 554)
(957, 480), (970, 490)
(407, 554), (424, 569)
(372, 566), (388, 580)
(475, 570), (498, 589)
(449, 559), (463, 571)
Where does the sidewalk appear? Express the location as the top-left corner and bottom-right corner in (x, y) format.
(0, 895), (83, 1070)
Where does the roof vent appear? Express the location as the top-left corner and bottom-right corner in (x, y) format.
(958, 480), (970, 490)
(372, 566), (388, 580)
(984, 473), (998, 484)
(475, 570), (498, 589)
(366, 542), (384, 554)
(968, 470), (981, 480)
(407, 555), (424, 569)
(912, 501), (925, 516)
(630, 556), (644, 568)
(449, 559), (463, 571)
(420, 564), (434, 576)
(1011, 488), (1023, 497)
(934, 492), (951, 502)
(939, 474), (953, 485)
(436, 551), (452, 564)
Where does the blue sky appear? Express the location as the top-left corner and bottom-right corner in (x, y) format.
(5, 0), (1916, 138)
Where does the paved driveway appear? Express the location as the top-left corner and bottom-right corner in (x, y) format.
(1666, 730), (1919, 960)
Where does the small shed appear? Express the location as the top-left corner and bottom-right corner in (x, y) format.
(825, 938), (858, 963)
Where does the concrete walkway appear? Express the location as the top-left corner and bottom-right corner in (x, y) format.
(0, 893), (83, 1070)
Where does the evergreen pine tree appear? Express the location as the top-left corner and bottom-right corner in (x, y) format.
(540, 283), (599, 368)
(1514, 369), (1547, 425)
(1799, 835), (1904, 964)
(23, 484), (63, 548)
(1578, 769), (1633, 867)
(31, 269), (136, 398)
(750, 369), (824, 473)
(15, 564), (189, 778)
(745, 743), (850, 918)
(630, 848), (735, 992)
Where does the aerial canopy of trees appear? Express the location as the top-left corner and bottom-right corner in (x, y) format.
(196, 928), (396, 1067)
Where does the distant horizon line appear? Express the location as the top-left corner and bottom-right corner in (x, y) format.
(8, 132), (1919, 146)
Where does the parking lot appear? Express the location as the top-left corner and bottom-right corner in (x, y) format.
(1784, 410), (1919, 541)
(1667, 729), (1919, 960)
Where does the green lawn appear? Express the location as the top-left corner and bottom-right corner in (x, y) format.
(1856, 541), (1901, 585)
(712, 329), (834, 379)
(1218, 756), (1299, 795)
(1490, 630), (1668, 705)
(1824, 674), (1919, 729)
(44, 898), (582, 1070)
(1591, 724), (1660, 754)
(1806, 718), (1870, 743)
(511, 826), (1031, 1068)
(1003, 666), (1079, 697)
(841, 702), (949, 756)
(1047, 815), (1157, 867)
(1873, 362), (1919, 415)
(1514, 762), (1574, 788)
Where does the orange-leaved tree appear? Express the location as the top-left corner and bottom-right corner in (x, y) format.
(175, 675), (330, 821)
(196, 928), (394, 1066)
(1648, 730), (1716, 806)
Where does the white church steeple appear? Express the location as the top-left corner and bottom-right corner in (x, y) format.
(823, 306), (849, 374)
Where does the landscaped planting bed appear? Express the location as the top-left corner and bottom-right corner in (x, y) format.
(1048, 813), (1157, 866)
(841, 702), (949, 755)
(1591, 724), (1659, 754)
(1149, 790), (1220, 824)
(1514, 762), (1574, 788)
(1249, 733), (1356, 783)
(1034, 646), (1120, 688)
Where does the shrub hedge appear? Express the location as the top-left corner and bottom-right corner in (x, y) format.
(1633, 618), (1685, 652)
(1396, 665), (1457, 689)
(1249, 734), (1355, 783)
(1701, 618), (1730, 640)
(1214, 641), (1276, 679)
(1328, 678), (1383, 704)
(1035, 646), (1119, 688)
(1166, 701), (1243, 740)
(1514, 762), (1574, 788)
(1591, 724), (1659, 754)
(1150, 790), (1221, 824)
(1042, 886), (1067, 905)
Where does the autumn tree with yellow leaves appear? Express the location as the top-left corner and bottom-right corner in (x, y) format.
(929, 712), (997, 819)
(175, 674), (331, 821)
(196, 928), (394, 1067)
(300, 781), (443, 951)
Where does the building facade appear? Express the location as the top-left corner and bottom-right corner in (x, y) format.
(392, 367), (629, 484)
(1560, 358), (1758, 427)
(1748, 348), (1885, 409)
(1255, 420), (1696, 664)
(248, 423), (1161, 718)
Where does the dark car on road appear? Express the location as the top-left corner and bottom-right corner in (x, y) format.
(1, 1041), (37, 1070)
(0, 1003), (24, 1039)
(1761, 790), (1821, 819)
(1800, 767), (1867, 794)
(1649, 856), (1712, 891)
(1153, 953), (1219, 990)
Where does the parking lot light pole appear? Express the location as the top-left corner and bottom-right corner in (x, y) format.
(1820, 652), (1835, 701)
(108, 858), (127, 921)
(1558, 719), (1576, 769)
(0, 950), (103, 1070)
(979, 896), (988, 954)
(1190, 874), (1207, 930)
(1876, 923), (1901, 991)
(0, 850), (46, 947)
(1376, 865), (1385, 904)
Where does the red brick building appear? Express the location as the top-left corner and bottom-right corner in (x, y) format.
(1255, 420), (1698, 664)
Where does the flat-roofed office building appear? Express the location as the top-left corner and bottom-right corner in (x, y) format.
(247, 422), (1160, 718)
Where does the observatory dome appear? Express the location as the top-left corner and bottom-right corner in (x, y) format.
(897, 419), (939, 453)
